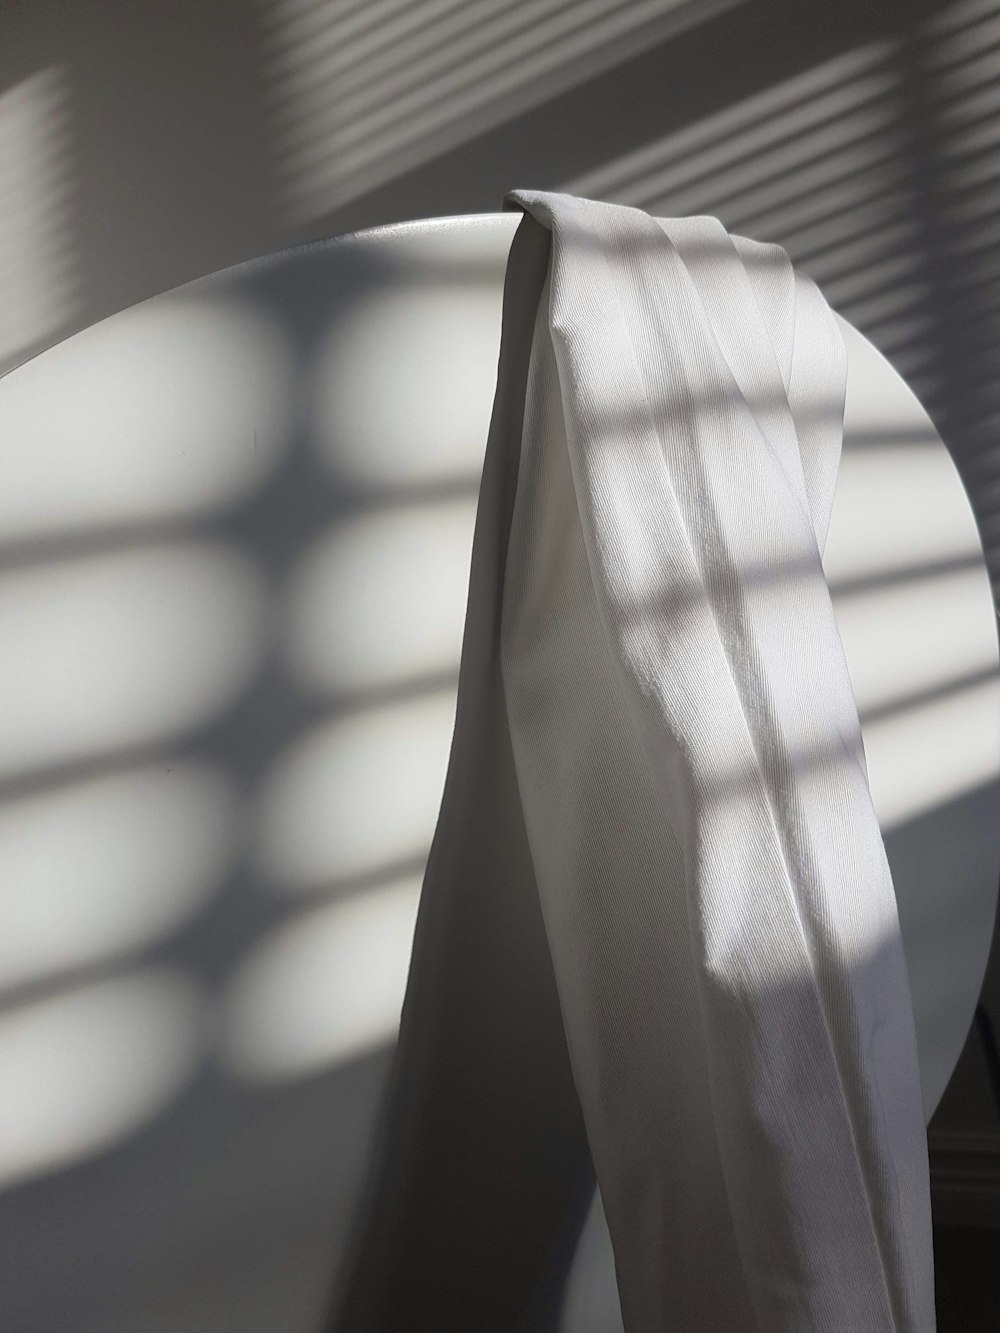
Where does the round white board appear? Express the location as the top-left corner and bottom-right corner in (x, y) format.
(1, 211), (996, 1121)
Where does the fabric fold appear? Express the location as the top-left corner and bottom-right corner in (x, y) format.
(328, 191), (935, 1333)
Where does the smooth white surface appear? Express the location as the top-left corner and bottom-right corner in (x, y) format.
(0, 762), (237, 990)
(0, 208), (995, 1154)
(0, 969), (204, 1189)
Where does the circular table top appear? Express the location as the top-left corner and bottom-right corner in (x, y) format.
(1, 210), (997, 1120)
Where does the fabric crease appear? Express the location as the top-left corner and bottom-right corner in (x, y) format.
(329, 190), (935, 1333)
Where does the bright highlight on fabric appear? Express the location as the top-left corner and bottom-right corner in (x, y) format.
(330, 193), (939, 1332)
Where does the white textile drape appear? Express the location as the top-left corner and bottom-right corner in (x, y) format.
(329, 190), (935, 1333)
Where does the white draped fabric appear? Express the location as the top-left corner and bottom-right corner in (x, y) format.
(330, 191), (935, 1332)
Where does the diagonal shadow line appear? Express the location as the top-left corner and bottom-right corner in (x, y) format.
(727, 184), (916, 269)
(742, 199), (917, 272)
(636, 145), (907, 255)
(629, 98), (905, 222)
(579, 44), (902, 201)
(270, 0), (545, 114)
(308, 0), (965, 237)
(279, 0), (728, 181)
(265, 0), (467, 69)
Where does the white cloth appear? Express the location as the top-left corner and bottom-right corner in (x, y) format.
(329, 191), (935, 1332)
